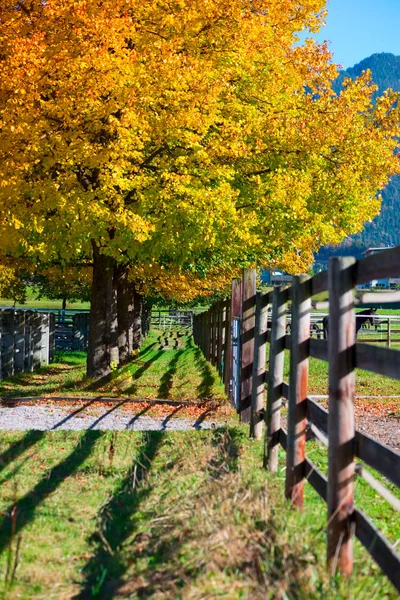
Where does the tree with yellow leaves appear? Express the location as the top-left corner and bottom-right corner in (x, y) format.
(0, 0), (399, 376)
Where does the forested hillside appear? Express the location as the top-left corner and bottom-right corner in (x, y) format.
(316, 53), (400, 262)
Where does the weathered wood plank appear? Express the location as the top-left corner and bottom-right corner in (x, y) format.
(2, 310), (14, 379)
(354, 508), (400, 592)
(357, 246), (400, 285)
(357, 290), (400, 305)
(24, 311), (34, 372)
(279, 427), (287, 451)
(356, 343), (400, 380)
(355, 430), (400, 488)
(14, 311), (25, 373)
(215, 302), (221, 372)
(305, 458), (328, 502)
(311, 270), (329, 296)
(223, 299), (231, 396)
(306, 398), (328, 435)
(240, 269), (256, 424)
(251, 291), (268, 439)
(265, 286), (287, 469)
(286, 275), (311, 508)
(327, 256), (356, 576)
(355, 464), (400, 512)
(309, 338), (328, 361)
(229, 279), (242, 405)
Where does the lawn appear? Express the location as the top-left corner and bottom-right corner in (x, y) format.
(0, 331), (227, 404)
(0, 429), (398, 600)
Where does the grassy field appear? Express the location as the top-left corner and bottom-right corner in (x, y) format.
(0, 287), (90, 311)
(0, 332), (227, 405)
(0, 331), (398, 598)
(0, 428), (398, 600)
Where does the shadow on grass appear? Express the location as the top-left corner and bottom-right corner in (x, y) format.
(186, 337), (216, 399)
(74, 431), (165, 599)
(88, 428), (247, 599)
(0, 431), (102, 554)
(0, 363), (86, 398)
(157, 349), (184, 399)
(0, 431), (44, 476)
(124, 350), (166, 396)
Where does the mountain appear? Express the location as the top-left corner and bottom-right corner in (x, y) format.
(315, 53), (400, 264)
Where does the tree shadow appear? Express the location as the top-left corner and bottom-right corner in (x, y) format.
(0, 430), (44, 476)
(74, 431), (165, 599)
(161, 405), (183, 429)
(186, 337), (216, 399)
(125, 405), (152, 429)
(0, 430), (102, 554)
(157, 349), (184, 399)
(124, 350), (166, 396)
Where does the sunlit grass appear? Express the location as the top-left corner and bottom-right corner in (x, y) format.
(0, 430), (398, 599)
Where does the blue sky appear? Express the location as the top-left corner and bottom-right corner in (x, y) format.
(310, 0), (400, 68)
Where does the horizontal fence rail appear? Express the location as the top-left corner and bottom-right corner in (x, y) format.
(193, 245), (400, 593)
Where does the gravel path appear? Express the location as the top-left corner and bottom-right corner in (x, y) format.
(356, 415), (400, 451)
(0, 404), (223, 431)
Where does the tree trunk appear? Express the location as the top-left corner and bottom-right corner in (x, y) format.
(110, 268), (119, 366)
(116, 267), (134, 364)
(87, 243), (114, 378)
(62, 297), (67, 311)
(142, 299), (152, 338)
(131, 286), (143, 351)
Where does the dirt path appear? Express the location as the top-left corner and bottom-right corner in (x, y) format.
(0, 401), (225, 431)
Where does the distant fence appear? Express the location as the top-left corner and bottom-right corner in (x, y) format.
(0, 309), (55, 379)
(0, 308), (90, 351)
(151, 310), (193, 330)
(193, 247), (400, 592)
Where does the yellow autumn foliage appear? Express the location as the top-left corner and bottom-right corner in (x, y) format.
(0, 0), (399, 292)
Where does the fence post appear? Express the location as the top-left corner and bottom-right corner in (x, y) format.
(40, 313), (50, 365)
(203, 310), (209, 360)
(32, 312), (43, 369)
(265, 286), (288, 471)
(250, 291), (268, 439)
(49, 313), (56, 362)
(209, 305), (215, 365)
(2, 309), (15, 379)
(217, 302), (223, 375)
(327, 256), (356, 577)
(14, 311), (25, 373)
(387, 319), (391, 348)
(24, 311), (33, 372)
(223, 299), (231, 391)
(228, 279), (243, 404)
(285, 275), (311, 508)
(240, 268), (256, 424)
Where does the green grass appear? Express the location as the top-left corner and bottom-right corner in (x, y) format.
(305, 441), (400, 545)
(0, 295), (90, 311)
(0, 429), (398, 599)
(280, 346), (400, 398)
(0, 331), (226, 404)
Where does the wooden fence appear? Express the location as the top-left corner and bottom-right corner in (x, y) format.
(0, 309), (55, 379)
(192, 247), (400, 592)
